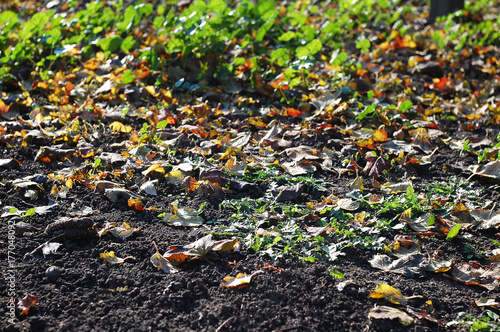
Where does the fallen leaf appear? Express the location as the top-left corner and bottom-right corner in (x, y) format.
(368, 305), (414, 327)
(468, 161), (500, 182)
(100, 251), (134, 264)
(221, 270), (264, 289)
(18, 294), (38, 315)
(369, 253), (427, 277)
(370, 283), (407, 305)
(163, 206), (204, 227)
(473, 298), (499, 307)
(271, 183), (305, 201)
(150, 242), (178, 274)
(225, 157), (246, 176)
(451, 262), (500, 290)
(184, 234), (216, 258)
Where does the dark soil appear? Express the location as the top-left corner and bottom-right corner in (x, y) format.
(1, 123), (500, 332)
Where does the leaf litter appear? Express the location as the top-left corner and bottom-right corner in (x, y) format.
(1, 0), (500, 330)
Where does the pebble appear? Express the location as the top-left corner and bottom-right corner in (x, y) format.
(46, 266), (61, 282)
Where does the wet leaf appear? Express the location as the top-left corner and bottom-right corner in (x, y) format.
(221, 270), (264, 289)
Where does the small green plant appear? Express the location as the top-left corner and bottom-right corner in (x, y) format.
(457, 310), (500, 331)
(24, 208), (36, 222)
(329, 267), (345, 279)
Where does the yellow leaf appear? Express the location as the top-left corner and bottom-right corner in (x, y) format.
(370, 283), (407, 305)
(100, 251), (134, 264)
(145, 86), (157, 97)
(142, 163), (165, 176)
(221, 270), (264, 288)
(109, 121), (133, 133)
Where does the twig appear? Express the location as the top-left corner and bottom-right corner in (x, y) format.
(215, 316), (236, 332)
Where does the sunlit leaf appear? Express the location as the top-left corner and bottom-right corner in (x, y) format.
(221, 270), (264, 289)
(150, 242), (178, 274)
(100, 251), (134, 264)
(370, 283), (407, 305)
(368, 306), (413, 327)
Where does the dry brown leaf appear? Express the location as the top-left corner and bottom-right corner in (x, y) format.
(451, 262), (500, 290)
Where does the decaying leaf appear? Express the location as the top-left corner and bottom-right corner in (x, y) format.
(370, 283), (407, 305)
(18, 294), (38, 315)
(0, 158), (21, 169)
(368, 305), (414, 326)
(225, 157), (246, 176)
(127, 196), (145, 211)
(100, 251), (134, 264)
(184, 234), (216, 258)
(369, 253), (427, 277)
(451, 262), (500, 290)
(221, 270), (264, 289)
(105, 188), (138, 203)
(364, 155), (390, 179)
(212, 238), (240, 252)
(470, 209), (500, 230)
(336, 198), (360, 211)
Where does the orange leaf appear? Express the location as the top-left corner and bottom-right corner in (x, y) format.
(372, 129), (388, 142)
(18, 294), (37, 315)
(285, 108), (302, 117)
(433, 76), (447, 89)
(128, 197), (144, 211)
(0, 98), (10, 114)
